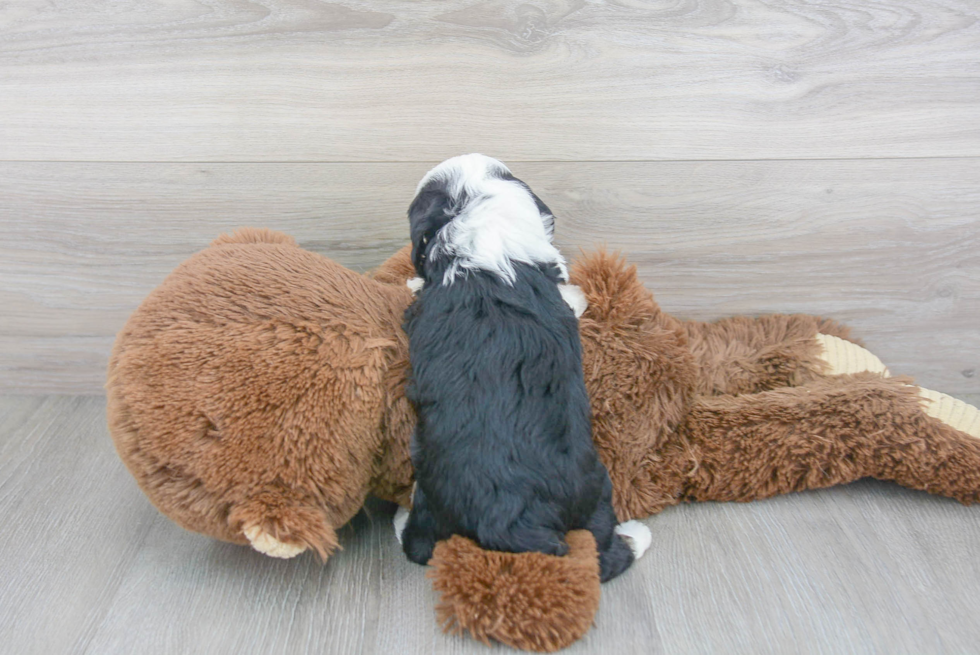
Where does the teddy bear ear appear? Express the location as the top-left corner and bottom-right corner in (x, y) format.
(371, 245), (417, 287)
(209, 227), (297, 247)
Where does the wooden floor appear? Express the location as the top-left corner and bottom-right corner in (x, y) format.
(2, 0), (979, 652)
(2, 395), (980, 654)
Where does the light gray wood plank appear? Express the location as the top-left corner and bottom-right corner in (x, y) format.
(1, 0), (978, 161)
(2, 159), (977, 394)
(0, 396), (159, 655)
(3, 396), (979, 654)
(82, 507), (386, 655)
(373, 501), (447, 654)
(561, 542), (665, 654)
(644, 481), (980, 654)
(0, 395), (45, 437)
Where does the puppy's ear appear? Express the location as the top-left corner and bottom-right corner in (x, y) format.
(408, 188), (455, 275)
(531, 190), (556, 238)
(526, 188), (553, 221)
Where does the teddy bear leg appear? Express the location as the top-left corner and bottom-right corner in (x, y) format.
(815, 333), (979, 437)
(864, 384), (980, 503)
(680, 373), (980, 505)
(227, 488), (338, 560)
(814, 333), (890, 377)
(684, 315), (854, 396)
(916, 388), (980, 438)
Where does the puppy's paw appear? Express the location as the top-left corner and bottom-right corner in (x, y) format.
(406, 277), (424, 295)
(558, 284), (588, 318)
(243, 525), (307, 559)
(393, 506), (410, 545)
(615, 520), (652, 560)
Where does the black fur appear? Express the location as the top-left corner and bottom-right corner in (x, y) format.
(402, 177), (635, 582)
(407, 179), (467, 272)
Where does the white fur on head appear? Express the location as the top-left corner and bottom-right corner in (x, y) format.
(415, 154), (567, 285)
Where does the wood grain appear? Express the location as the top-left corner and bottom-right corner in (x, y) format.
(2, 396), (979, 654)
(2, 0), (978, 650)
(2, 159), (977, 394)
(0, 396), (159, 654)
(1, 0), (978, 161)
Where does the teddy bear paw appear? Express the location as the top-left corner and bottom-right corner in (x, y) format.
(917, 387), (980, 439)
(614, 520), (652, 560)
(243, 525), (307, 559)
(393, 506), (410, 545)
(815, 334), (890, 377)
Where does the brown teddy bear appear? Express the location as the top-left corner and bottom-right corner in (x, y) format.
(107, 228), (980, 652)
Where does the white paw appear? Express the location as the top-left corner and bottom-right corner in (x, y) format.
(243, 525), (306, 559)
(815, 333), (890, 377)
(615, 520), (652, 560)
(393, 506), (410, 545)
(406, 277), (424, 295)
(917, 387), (980, 439)
(558, 284), (588, 318)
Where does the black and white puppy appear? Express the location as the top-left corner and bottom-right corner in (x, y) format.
(395, 154), (650, 582)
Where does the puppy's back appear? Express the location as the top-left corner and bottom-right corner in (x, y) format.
(406, 264), (603, 548)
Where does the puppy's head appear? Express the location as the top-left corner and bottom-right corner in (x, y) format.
(408, 154), (566, 285)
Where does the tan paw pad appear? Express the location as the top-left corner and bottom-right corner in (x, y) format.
(917, 388), (980, 439)
(815, 333), (890, 377)
(243, 525), (307, 558)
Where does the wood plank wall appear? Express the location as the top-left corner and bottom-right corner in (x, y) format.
(1, 0), (978, 394)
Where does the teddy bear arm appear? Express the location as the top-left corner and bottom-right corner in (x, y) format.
(369, 398), (416, 507)
(677, 373), (980, 505)
(682, 314), (855, 396)
(227, 486), (340, 560)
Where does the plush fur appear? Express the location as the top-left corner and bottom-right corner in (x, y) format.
(401, 155), (636, 582)
(427, 530), (601, 652)
(107, 231), (980, 651)
(107, 229), (417, 558)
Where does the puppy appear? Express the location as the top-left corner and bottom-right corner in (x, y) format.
(397, 154), (650, 582)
